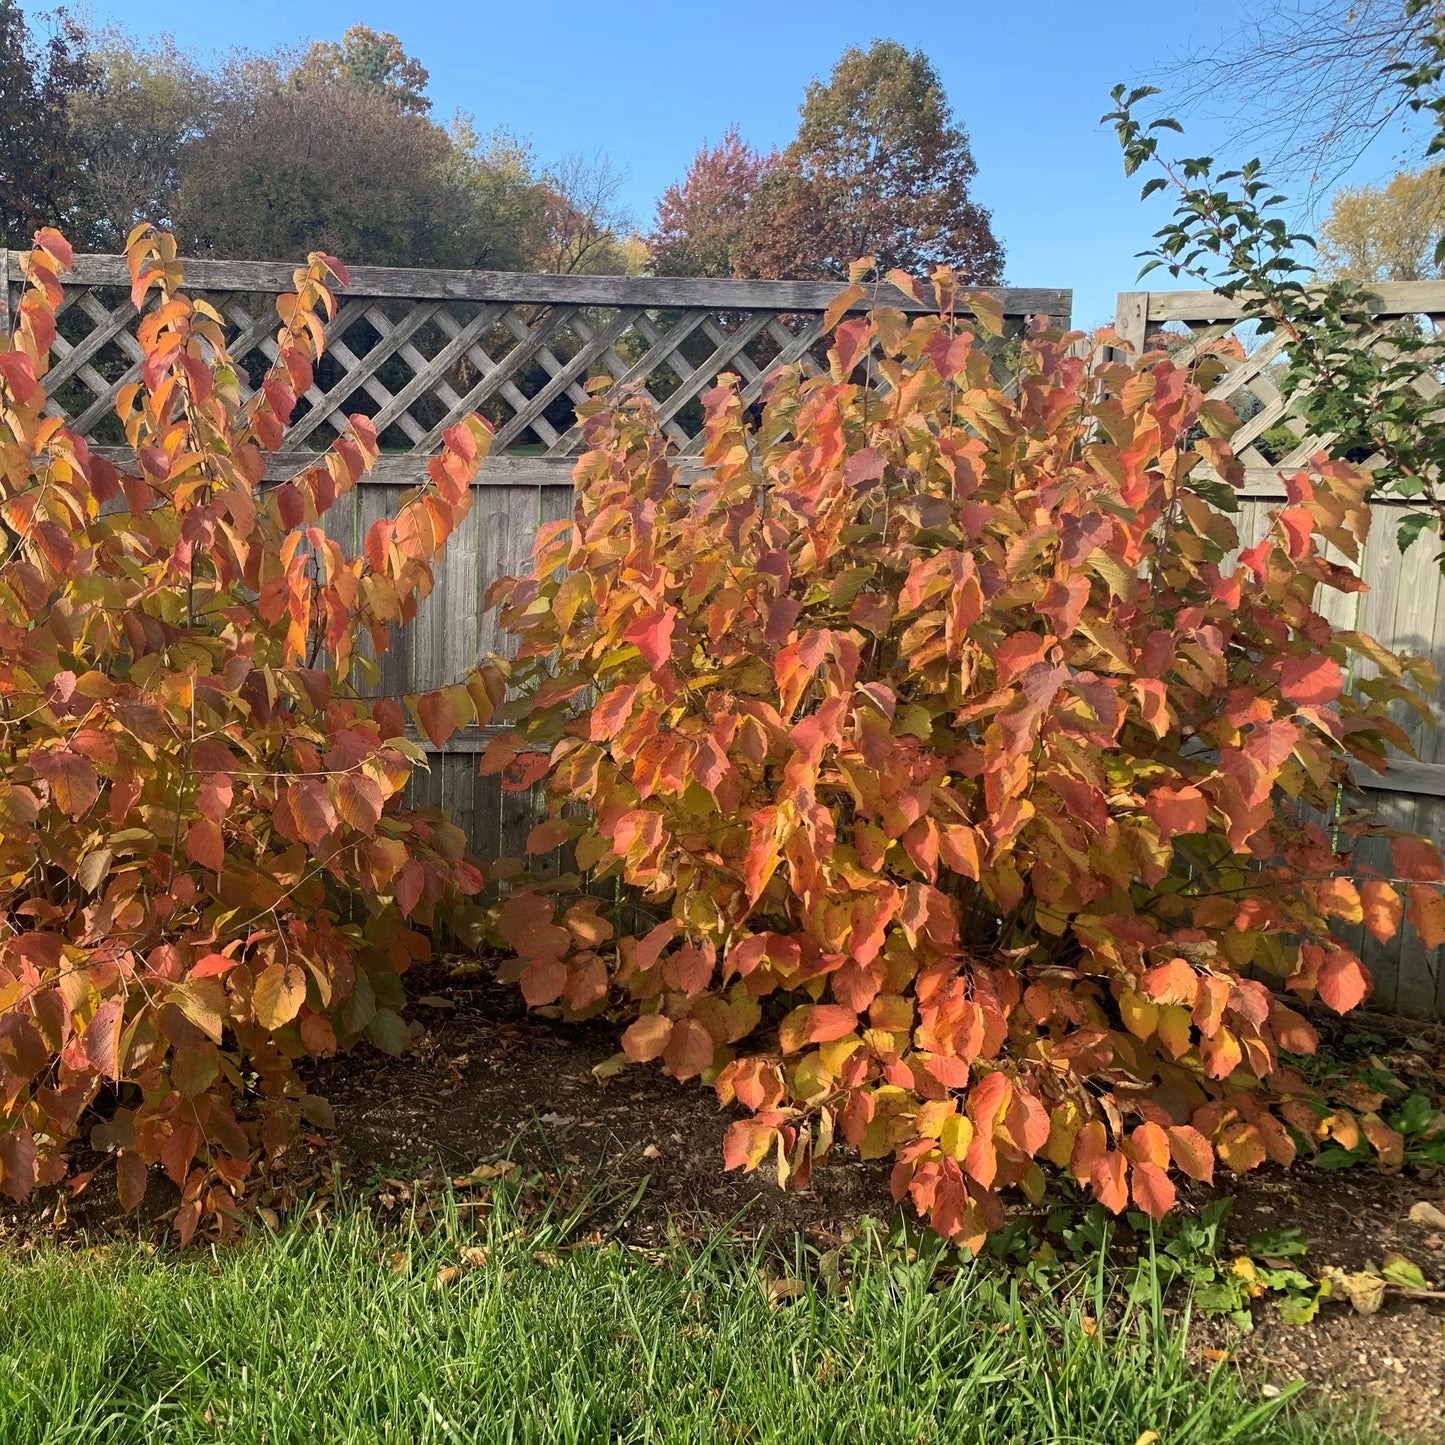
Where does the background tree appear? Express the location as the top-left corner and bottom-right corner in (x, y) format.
(0, 0), (93, 248)
(647, 128), (775, 278)
(174, 79), (517, 267)
(732, 40), (1003, 283)
(292, 24), (431, 115)
(532, 149), (638, 275)
(1317, 166), (1445, 280)
(61, 33), (238, 252)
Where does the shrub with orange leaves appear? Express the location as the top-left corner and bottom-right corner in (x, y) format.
(0, 227), (504, 1240)
(484, 270), (1443, 1247)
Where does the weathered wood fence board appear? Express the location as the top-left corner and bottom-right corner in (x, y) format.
(1116, 285), (1445, 1014)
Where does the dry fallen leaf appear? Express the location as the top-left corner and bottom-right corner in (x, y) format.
(459, 1246), (491, 1268)
(433, 1266), (461, 1290)
(641, 1144), (661, 1160)
(388, 1251), (409, 1274)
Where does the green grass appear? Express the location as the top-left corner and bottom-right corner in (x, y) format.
(0, 1193), (1394, 1445)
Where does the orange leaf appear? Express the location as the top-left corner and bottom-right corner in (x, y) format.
(1167, 1125), (1214, 1183)
(662, 1017), (715, 1080)
(622, 1014), (672, 1063)
(1089, 1149), (1128, 1213)
(804, 1004), (859, 1043)
(1131, 1161), (1176, 1221)
(1144, 784), (1207, 840)
(1406, 885), (1445, 950)
(1317, 949), (1370, 1014)
(723, 1118), (777, 1172)
(1360, 880), (1403, 943)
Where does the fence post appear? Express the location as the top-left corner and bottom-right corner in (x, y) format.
(0, 249), (10, 338)
(1112, 290), (1149, 357)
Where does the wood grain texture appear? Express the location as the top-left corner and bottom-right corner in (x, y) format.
(3, 249), (1068, 317)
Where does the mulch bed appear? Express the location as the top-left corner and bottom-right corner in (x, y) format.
(7, 966), (1444, 1440)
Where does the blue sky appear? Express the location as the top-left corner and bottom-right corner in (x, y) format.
(26, 0), (1421, 326)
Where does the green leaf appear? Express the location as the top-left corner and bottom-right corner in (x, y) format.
(364, 1008), (409, 1056)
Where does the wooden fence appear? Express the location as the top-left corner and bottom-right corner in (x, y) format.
(6, 246), (1442, 1013)
(0, 247), (1067, 883)
(1116, 284), (1445, 1015)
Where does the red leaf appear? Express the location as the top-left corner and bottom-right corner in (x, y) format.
(624, 607), (678, 670)
(394, 859), (426, 918)
(498, 894), (571, 959)
(1144, 784), (1207, 841)
(1393, 835), (1442, 883)
(186, 818), (225, 872)
(83, 997), (124, 1079)
(189, 953), (239, 979)
(416, 690), (456, 748)
(116, 1152), (148, 1212)
(1279, 654), (1342, 705)
(520, 958), (567, 1007)
(0, 1131), (38, 1200)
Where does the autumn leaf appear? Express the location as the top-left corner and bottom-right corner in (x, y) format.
(1278, 654), (1343, 705)
(253, 963), (307, 1030)
(1317, 950), (1370, 1014)
(662, 1017), (716, 1080)
(622, 1014), (672, 1063)
(1131, 1161), (1176, 1222)
(1360, 879), (1403, 943)
(1406, 885), (1445, 949)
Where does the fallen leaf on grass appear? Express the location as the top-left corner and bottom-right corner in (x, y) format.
(459, 1246), (491, 1268)
(764, 1276), (806, 1308)
(433, 1266), (460, 1290)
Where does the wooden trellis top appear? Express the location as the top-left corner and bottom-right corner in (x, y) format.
(1114, 280), (1445, 497)
(1, 248), (1069, 484)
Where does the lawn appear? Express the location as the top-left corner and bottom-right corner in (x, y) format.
(0, 1191), (1394, 1445)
